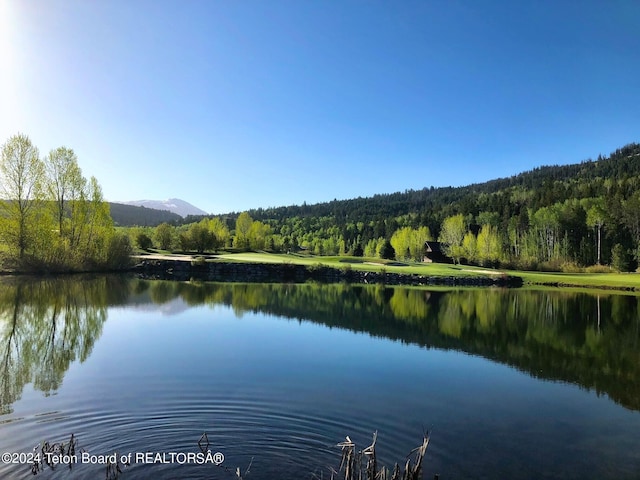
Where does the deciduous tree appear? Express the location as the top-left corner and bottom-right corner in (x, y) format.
(188, 221), (216, 253)
(206, 218), (230, 249)
(155, 223), (174, 250)
(585, 198), (606, 265)
(0, 134), (45, 257)
(462, 232), (477, 263)
(476, 224), (502, 266)
(45, 147), (84, 237)
(438, 214), (467, 264)
(234, 212), (253, 250)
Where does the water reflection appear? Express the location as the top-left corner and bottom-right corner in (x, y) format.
(129, 281), (640, 411)
(1, 276), (639, 415)
(0, 276), (129, 414)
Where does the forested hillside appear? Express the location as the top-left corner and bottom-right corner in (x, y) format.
(109, 203), (182, 226)
(137, 143), (640, 271)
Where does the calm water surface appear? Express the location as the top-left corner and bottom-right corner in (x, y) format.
(1, 276), (639, 479)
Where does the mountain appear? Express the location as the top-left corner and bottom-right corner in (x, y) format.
(122, 198), (208, 218)
(108, 203), (183, 226)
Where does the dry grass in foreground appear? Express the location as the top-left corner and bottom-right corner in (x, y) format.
(314, 432), (433, 480)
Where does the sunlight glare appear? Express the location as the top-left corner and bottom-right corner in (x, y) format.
(0, 0), (20, 133)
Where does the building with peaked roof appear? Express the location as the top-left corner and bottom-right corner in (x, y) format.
(423, 241), (453, 264)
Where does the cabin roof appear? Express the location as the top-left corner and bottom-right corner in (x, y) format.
(424, 241), (444, 253)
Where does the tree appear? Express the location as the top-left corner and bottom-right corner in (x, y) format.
(532, 206), (560, 262)
(364, 238), (382, 258)
(0, 134), (122, 270)
(106, 233), (133, 269)
(155, 223), (174, 250)
(378, 239), (396, 260)
(80, 177), (113, 264)
(0, 134), (45, 257)
(391, 226), (433, 262)
(178, 232), (192, 252)
(136, 232), (153, 250)
(585, 198), (606, 265)
(44, 147), (84, 237)
(206, 218), (230, 249)
(476, 224), (502, 266)
(188, 222), (216, 253)
(621, 193), (640, 263)
(438, 214), (467, 264)
(410, 226), (432, 261)
(611, 244), (629, 272)
(476, 211), (500, 228)
(235, 212), (253, 250)
(322, 237), (337, 255)
(390, 227), (413, 261)
(462, 232), (477, 263)
(248, 220), (272, 250)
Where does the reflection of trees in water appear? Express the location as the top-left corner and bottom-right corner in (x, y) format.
(0, 284), (30, 415)
(4, 276), (637, 414)
(389, 289), (431, 322)
(0, 276), (129, 414)
(143, 281), (640, 411)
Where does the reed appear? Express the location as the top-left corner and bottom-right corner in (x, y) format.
(325, 431), (431, 480)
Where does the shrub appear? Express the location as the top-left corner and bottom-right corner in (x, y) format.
(502, 258), (538, 271)
(340, 263), (353, 273)
(106, 233), (133, 270)
(538, 260), (564, 272)
(585, 264), (613, 273)
(561, 261), (583, 273)
(136, 232), (153, 250)
(307, 262), (324, 273)
(191, 256), (207, 266)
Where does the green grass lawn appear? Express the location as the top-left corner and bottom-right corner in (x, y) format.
(514, 270), (640, 288)
(214, 252), (482, 275)
(211, 252), (640, 290)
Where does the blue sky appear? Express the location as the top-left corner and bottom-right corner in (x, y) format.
(1, 1), (639, 214)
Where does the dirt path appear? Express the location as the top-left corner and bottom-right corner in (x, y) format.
(133, 253), (196, 262)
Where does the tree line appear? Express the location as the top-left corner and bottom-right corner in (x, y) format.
(0, 134), (132, 271)
(105, 140), (640, 272)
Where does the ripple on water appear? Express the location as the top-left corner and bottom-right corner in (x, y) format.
(2, 390), (419, 480)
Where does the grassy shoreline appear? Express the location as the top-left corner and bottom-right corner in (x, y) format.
(134, 251), (640, 292)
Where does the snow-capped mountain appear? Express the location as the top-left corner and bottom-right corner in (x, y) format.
(122, 198), (208, 218)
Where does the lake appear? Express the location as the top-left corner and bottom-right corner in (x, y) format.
(1, 276), (639, 479)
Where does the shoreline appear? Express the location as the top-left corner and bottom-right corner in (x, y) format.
(132, 258), (523, 287)
(2, 255), (639, 292)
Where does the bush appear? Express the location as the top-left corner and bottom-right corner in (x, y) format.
(191, 256), (207, 266)
(136, 232), (153, 250)
(538, 260), (564, 272)
(308, 262), (324, 272)
(106, 234), (133, 270)
(501, 258), (538, 271)
(585, 264), (613, 273)
(561, 261), (583, 273)
(340, 263), (352, 273)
